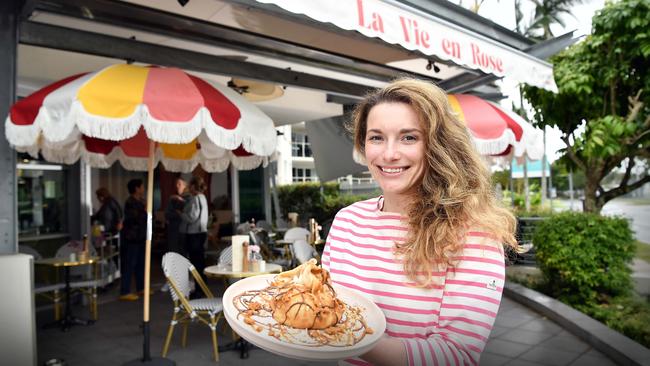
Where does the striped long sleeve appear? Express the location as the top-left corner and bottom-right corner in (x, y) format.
(322, 198), (505, 366)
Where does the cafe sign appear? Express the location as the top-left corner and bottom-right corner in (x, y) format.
(256, 0), (558, 92)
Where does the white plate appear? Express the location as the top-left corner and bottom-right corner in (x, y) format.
(222, 274), (386, 361)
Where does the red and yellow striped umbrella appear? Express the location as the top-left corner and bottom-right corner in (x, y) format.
(5, 64), (276, 171)
(448, 94), (542, 160)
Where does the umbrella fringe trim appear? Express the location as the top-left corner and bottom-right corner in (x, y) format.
(141, 107), (204, 144)
(72, 101), (143, 141)
(203, 117), (277, 157)
(230, 154), (267, 171)
(4, 118), (40, 147)
(13, 144), (41, 160)
(471, 129), (517, 156)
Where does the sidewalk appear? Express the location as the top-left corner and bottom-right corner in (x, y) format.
(631, 258), (650, 297)
(35, 281), (619, 366)
(483, 297), (616, 366)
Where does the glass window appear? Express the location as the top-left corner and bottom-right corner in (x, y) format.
(291, 132), (313, 157)
(17, 154), (68, 235)
(292, 168), (318, 182)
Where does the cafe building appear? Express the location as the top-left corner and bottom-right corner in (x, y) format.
(0, 0), (572, 363)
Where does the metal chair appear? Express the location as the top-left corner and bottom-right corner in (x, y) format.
(291, 239), (319, 265)
(19, 245), (65, 321)
(162, 252), (224, 362)
(283, 227), (310, 242)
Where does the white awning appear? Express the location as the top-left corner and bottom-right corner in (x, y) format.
(257, 0), (557, 92)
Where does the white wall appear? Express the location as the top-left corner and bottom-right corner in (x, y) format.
(0, 254), (37, 366)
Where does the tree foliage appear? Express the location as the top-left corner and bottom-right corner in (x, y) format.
(523, 0), (650, 212)
(525, 0), (584, 40)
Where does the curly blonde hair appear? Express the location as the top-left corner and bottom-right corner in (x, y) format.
(350, 78), (517, 286)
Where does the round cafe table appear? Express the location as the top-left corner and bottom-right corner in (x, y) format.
(204, 262), (283, 359)
(204, 262), (283, 279)
(36, 256), (99, 331)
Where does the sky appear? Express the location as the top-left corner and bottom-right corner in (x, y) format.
(458, 0), (606, 162)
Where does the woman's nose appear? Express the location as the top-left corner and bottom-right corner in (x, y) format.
(383, 141), (401, 160)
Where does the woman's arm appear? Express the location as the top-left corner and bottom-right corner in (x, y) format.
(360, 336), (408, 366)
(399, 234), (505, 366)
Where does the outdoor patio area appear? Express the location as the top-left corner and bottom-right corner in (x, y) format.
(34, 257), (618, 366)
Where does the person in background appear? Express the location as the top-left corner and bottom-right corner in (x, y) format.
(322, 79), (517, 366)
(120, 179), (147, 301)
(180, 176), (208, 297)
(161, 177), (187, 292)
(165, 177), (188, 255)
(91, 187), (123, 236)
(91, 187), (123, 268)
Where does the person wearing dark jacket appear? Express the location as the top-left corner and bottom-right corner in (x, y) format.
(120, 179), (146, 301)
(91, 187), (123, 235)
(91, 187), (123, 269)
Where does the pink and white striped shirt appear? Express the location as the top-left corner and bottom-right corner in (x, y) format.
(321, 197), (505, 366)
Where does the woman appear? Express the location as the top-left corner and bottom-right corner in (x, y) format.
(322, 79), (516, 366)
(180, 176), (209, 287)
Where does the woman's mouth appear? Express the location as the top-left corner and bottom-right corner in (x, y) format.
(380, 166), (408, 174)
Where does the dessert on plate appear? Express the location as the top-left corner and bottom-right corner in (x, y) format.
(233, 259), (373, 346)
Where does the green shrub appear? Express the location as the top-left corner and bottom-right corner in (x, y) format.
(577, 295), (650, 348)
(277, 182), (371, 225)
(533, 212), (636, 306)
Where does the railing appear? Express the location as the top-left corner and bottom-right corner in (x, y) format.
(511, 216), (548, 265)
(336, 177), (375, 184)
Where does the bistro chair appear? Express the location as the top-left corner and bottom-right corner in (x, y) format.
(54, 241), (100, 320)
(235, 222), (252, 235)
(255, 220), (273, 232)
(291, 239), (319, 265)
(19, 245), (65, 321)
(162, 252), (224, 362)
(283, 227), (310, 242)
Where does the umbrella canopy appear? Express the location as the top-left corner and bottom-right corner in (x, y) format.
(5, 64), (276, 171)
(447, 94), (543, 161)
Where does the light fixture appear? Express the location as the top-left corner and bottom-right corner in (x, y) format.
(426, 60), (441, 73)
(227, 78), (284, 102)
(177, 0), (189, 6)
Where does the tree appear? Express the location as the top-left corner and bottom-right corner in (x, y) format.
(525, 0), (584, 40)
(523, 0), (650, 213)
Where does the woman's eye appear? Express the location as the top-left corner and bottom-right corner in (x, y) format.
(367, 135), (383, 142)
(402, 135), (418, 142)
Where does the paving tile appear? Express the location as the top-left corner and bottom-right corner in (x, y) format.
(569, 352), (618, 366)
(503, 359), (548, 366)
(517, 318), (564, 334)
(495, 328), (555, 346)
(518, 345), (582, 366)
(479, 351), (512, 366)
(489, 325), (510, 338)
(484, 339), (534, 358)
(538, 334), (590, 354)
(494, 314), (535, 328)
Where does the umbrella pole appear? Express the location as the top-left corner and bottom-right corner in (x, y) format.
(124, 140), (174, 366)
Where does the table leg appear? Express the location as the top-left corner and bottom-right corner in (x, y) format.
(218, 337), (251, 359)
(43, 266), (94, 331)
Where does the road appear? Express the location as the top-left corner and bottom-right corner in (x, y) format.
(601, 199), (650, 245)
(553, 198), (649, 244)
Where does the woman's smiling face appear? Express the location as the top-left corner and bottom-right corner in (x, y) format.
(364, 102), (426, 202)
